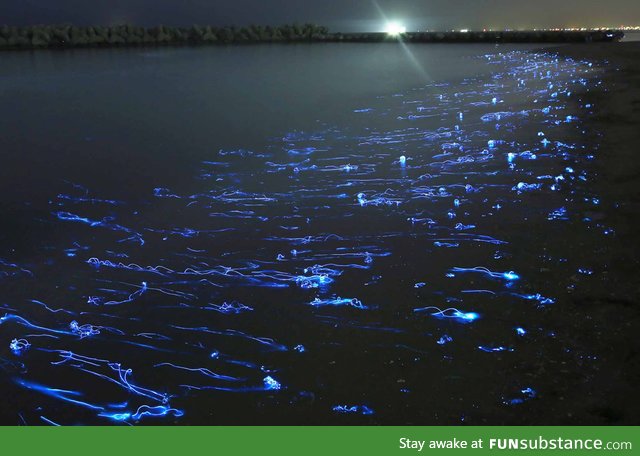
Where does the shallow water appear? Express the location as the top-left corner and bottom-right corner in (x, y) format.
(0, 43), (624, 425)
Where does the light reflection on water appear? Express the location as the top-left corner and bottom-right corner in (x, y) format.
(0, 47), (617, 425)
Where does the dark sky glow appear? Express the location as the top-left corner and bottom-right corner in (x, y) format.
(2, 0), (639, 30)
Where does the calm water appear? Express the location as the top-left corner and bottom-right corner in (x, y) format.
(0, 43), (630, 425)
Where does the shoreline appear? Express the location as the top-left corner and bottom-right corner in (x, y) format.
(551, 43), (640, 201)
(536, 42), (640, 424)
(0, 26), (623, 51)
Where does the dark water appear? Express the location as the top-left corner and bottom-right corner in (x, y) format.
(622, 32), (640, 42)
(0, 43), (631, 425)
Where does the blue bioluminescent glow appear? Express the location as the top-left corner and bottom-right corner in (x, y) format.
(131, 405), (184, 420)
(437, 335), (453, 345)
(295, 274), (334, 289)
(0, 259), (33, 277)
(332, 404), (375, 415)
(478, 345), (514, 353)
(97, 411), (132, 422)
(154, 362), (242, 382)
(55, 211), (145, 245)
(15, 378), (104, 411)
(263, 376), (282, 391)
(450, 267), (520, 282)
(0, 49), (609, 424)
(503, 387), (538, 405)
(69, 320), (102, 338)
(40, 416), (61, 426)
(99, 405), (184, 422)
(414, 307), (480, 324)
(10, 338), (31, 355)
(1, 314), (74, 336)
(204, 301), (253, 314)
(309, 297), (366, 309)
(514, 293), (555, 306)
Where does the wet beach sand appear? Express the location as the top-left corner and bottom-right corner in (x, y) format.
(534, 42), (640, 424)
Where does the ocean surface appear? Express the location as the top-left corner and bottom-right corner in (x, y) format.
(0, 43), (628, 425)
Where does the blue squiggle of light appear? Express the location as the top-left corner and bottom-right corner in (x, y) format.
(203, 301), (253, 314)
(10, 338), (30, 355)
(414, 306), (480, 324)
(437, 335), (453, 345)
(99, 405), (184, 422)
(309, 297), (366, 309)
(154, 362), (242, 382)
(55, 211), (144, 245)
(504, 387), (537, 405)
(0, 314), (73, 336)
(171, 325), (288, 352)
(450, 267), (520, 281)
(332, 404), (375, 415)
(513, 293), (555, 306)
(15, 378), (104, 411)
(40, 416), (61, 426)
(478, 345), (513, 353)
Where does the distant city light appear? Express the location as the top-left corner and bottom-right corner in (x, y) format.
(385, 22), (407, 36)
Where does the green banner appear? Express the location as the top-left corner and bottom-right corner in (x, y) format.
(1, 426), (638, 456)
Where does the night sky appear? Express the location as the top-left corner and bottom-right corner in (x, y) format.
(2, 0), (639, 31)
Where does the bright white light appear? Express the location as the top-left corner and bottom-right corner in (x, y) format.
(385, 22), (407, 36)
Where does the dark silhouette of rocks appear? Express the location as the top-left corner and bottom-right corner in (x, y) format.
(0, 24), (623, 50)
